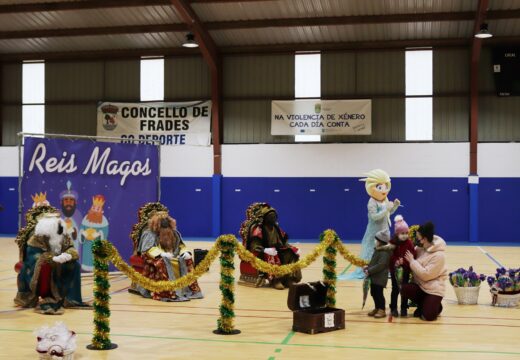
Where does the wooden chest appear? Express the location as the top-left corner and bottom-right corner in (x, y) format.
(287, 281), (345, 335)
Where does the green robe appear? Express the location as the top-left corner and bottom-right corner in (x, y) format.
(14, 234), (85, 312)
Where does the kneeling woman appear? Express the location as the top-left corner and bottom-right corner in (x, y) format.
(402, 222), (447, 321)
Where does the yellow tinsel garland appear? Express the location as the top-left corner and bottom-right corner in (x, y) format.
(103, 236), (223, 293)
(335, 243), (369, 267)
(235, 233), (335, 276)
(100, 230), (367, 294)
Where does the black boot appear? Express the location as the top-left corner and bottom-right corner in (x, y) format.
(400, 307), (408, 317)
(390, 308), (398, 317)
(413, 307), (422, 318)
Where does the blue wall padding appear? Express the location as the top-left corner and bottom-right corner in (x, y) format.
(160, 177), (213, 237)
(0, 176), (517, 243)
(479, 178), (520, 243)
(0, 177), (19, 234)
(222, 177), (469, 242)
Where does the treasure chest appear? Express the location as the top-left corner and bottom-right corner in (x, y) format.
(287, 281), (345, 335)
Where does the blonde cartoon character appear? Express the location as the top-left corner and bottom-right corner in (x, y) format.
(345, 169), (401, 279)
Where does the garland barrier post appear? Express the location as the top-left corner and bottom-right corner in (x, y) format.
(214, 235), (241, 334)
(322, 231), (338, 307)
(87, 239), (118, 350)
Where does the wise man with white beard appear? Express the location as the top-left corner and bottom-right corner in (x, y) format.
(14, 213), (87, 314)
(136, 210), (203, 301)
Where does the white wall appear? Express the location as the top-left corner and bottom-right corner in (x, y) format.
(222, 143), (470, 177)
(478, 143), (520, 177)
(1, 143), (519, 178)
(160, 145), (213, 177)
(0, 147), (18, 176)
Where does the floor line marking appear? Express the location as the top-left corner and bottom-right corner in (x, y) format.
(477, 246), (504, 268)
(0, 328), (519, 355)
(339, 263), (353, 276)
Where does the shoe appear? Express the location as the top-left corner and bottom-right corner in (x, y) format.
(373, 309), (386, 318)
(285, 280), (297, 288)
(272, 280), (285, 290)
(400, 308), (408, 318)
(367, 308), (378, 317)
(413, 308), (422, 318)
(390, 308), (399, 317)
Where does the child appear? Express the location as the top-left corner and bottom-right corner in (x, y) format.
(389, 215), (416, 317)
(364, 229), (394, 318)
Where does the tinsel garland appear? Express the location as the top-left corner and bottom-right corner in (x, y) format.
(321, 231), (338, 307)
(105, 237), (221, 293)
(408, 225), (420, 246)
(88, 229), (368, 342)
(235, 235), (335, 276)
(217, 235), (237, 333)
(91, 239), (112, 350)
(335, 240), (369, 268)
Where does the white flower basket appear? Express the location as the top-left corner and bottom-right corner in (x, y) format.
(491, 289), (520, 308)
(453, 286), (480, 305)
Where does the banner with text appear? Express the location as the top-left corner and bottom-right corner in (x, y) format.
(271, 99), (371, 136)
(97, 101), (211, 146)
(22, 137), (159, 271)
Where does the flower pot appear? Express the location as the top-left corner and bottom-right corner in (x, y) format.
(453, 286), (480, 305)
(490, 289), (520, 308)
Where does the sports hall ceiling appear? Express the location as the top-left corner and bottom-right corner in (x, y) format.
(0, 0), (519, 61)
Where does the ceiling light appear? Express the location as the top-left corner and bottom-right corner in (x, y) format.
(475, 23), (493, 39)
(182, 33), (199, 48)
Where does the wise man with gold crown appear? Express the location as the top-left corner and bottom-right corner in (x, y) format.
(135, 209), (203, 301)
(14, 212), (88, 314)
(79, 194), (109, 272)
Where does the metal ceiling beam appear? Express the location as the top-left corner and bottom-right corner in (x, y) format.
(0, 1), (171, 13)
(169, 0), (222, 177)
(3, 36), (520, 62)
(470, 0), (489, 175)
(0, 24), (186, 40)
(0, 47), (199, 62)
(1, 9), (519, 40)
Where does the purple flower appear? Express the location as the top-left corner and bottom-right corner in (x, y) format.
(479, 274), (486, 281)
(487, 276), (495, 286)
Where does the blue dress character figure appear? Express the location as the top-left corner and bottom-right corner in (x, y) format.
(345, 169), (400, 279)
(60, 180), (83, 253)
(79, 195), (109, 272)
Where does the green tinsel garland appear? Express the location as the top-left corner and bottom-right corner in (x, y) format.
(217, 236), (237, 333)
(91, 239), (113, 350)
(321, 232), (338, 307)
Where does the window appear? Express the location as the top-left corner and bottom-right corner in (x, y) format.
(140, 57), (164, 101)
(405, 50), (433, 141)
(22, 62), (45, 134)
(295, 53), (321, 142)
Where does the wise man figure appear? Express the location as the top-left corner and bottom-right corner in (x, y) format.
(136, 210), (203, 301)
(15, 213), (87, 314)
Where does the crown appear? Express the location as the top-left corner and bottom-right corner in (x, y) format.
(152, 210), (169, 218)
(31, 192), (47, 204)
(92, 195), (105, 208)
(101, 104), (118, 114)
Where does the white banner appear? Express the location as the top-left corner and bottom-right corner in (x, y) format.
(97, 101), (211, 146)
(271, 100), (371, 136)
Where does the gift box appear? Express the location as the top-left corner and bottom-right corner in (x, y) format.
(287, 281), (345, 335)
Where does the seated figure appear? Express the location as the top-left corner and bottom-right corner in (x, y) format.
(130, 202), (203, 302)
(240, 203), (302, 290)
(14, 208), (88, 314)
